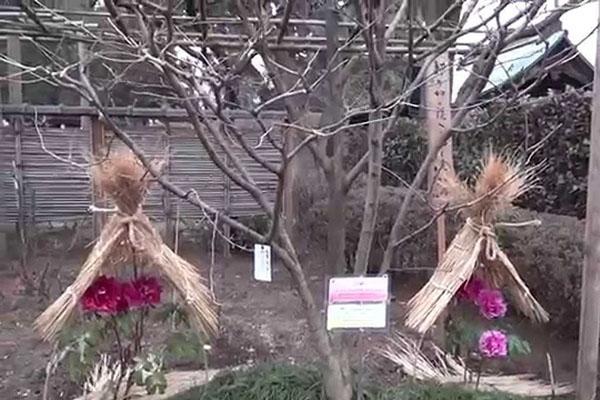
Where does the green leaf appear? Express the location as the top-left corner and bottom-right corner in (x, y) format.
(133, 369), (145, 387)
(445, 318), (480, 352)
(508, 335), (532, 357)
(145, 371), (167, 395)
(133, 353), (167, 395)
(164, 331), (206, 364)
(153, 302), (190, 328)
(115, 312), (137, 337)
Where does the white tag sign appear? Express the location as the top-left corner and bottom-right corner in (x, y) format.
(326, 275), (389, 331)
(253, 244), (272, 282)
(326, 303), (387, 330)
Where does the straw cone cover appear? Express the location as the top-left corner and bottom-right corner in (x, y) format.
(34, 150), (218, 342)
(404, 152), (548, 334)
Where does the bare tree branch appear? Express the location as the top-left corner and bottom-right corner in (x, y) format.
(379, 27), (507, 275)
(384, 0), (408, 41)
(277, 0), (296, 44)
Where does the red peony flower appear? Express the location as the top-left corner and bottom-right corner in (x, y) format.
(457, 276), (487, 303)
(122, 282), (143, 307)
(124, 276), (162, 308)
(81, 275), (129, 315)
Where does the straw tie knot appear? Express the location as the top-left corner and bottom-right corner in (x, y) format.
(466, 218), (498, 261)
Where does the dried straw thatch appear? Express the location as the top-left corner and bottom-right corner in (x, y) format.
(80, 354), (131, 400)
(75, 354), (227, 400)
(34, 150), (218, 342)
(405, 153), (549, 334)
(379, 333), (573, 397)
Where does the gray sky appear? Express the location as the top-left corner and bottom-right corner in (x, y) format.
(451, 0), (598, 99)
(459, 0), (597, 65)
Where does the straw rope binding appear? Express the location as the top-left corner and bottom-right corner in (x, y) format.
(34, 150), (218, 342)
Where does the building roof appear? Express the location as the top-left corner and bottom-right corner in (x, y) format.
(452, 30), (594, 102)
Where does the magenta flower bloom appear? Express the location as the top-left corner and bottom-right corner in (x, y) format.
(457, 276), (486, 302)
(81, 275), (129, 315)
(477, 289), (507, 319)
(479, 330), (508, 358)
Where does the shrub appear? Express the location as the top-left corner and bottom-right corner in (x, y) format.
(300, 184), (583, 339)
(499, 211), (583, 339)
(170, 363), (556, 400)
(303, 183), (437, 273)
(382, 89), (592, 218)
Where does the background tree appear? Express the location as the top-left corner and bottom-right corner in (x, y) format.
(0, 1), (589, 399)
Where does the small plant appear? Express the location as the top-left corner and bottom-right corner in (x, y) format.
(448, 275), (532, 382)
(60, 273), (207, 399)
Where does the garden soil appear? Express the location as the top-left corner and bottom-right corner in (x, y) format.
(0, 231), (578, 399)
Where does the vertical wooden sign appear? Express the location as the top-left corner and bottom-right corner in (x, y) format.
(423, 52), (454, 262)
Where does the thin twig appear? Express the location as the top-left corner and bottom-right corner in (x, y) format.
(209, 212), (217, 296)
(33, 108), (86, 170)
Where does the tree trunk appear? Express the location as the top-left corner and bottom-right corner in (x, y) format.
(275, 231), (352, 400)
(353, 0), (386, 275)
(353, 107), (384, 275)
(324, 0), (347, 276)
(323, 348), (353, 400)
(576, 2), (600, 397)
(327, 173), (347, 275)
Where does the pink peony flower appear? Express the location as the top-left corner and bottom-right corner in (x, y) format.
(457, 276), (486, 302)
(478, 330), (508, 358)
(477, 289), (507, 319)
(81, 275), (129, 315)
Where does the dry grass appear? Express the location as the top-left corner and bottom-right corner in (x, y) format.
(405, 223), (484, 333)
(34, 216), (126, 341)
(404, 152), (548, 334)
(91, 150), (151, 215)
(75, 366), (223, 400)
(438, 153), (536, 221)
(34, 151), (217, 342)
(379, 333), (573, 398)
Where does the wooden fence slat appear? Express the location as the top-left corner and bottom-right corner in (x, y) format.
(0, 119), (284, 226)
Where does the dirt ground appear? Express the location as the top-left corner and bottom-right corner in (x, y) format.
(0, 232), (579, 399)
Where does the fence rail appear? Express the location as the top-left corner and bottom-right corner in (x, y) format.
(0, 113), (289, 227)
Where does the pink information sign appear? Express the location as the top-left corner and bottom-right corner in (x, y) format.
(328, 276), (389, 304)
(326, 275), (389, 331)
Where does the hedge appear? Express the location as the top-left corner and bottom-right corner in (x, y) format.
(301, 183), (583, 339)
(382, 89), (592, 218)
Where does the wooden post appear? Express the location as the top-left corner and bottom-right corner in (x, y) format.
(223, 144), (232, 262)
(423, 52), (453, 345)
(13, 117), (28, 275)
(423, 52), (453, 262)
(283, 126), (297, 242)
(90, 117), (106, 237)
(7, 35), (22, 105)
(576, 2), (600, 398)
